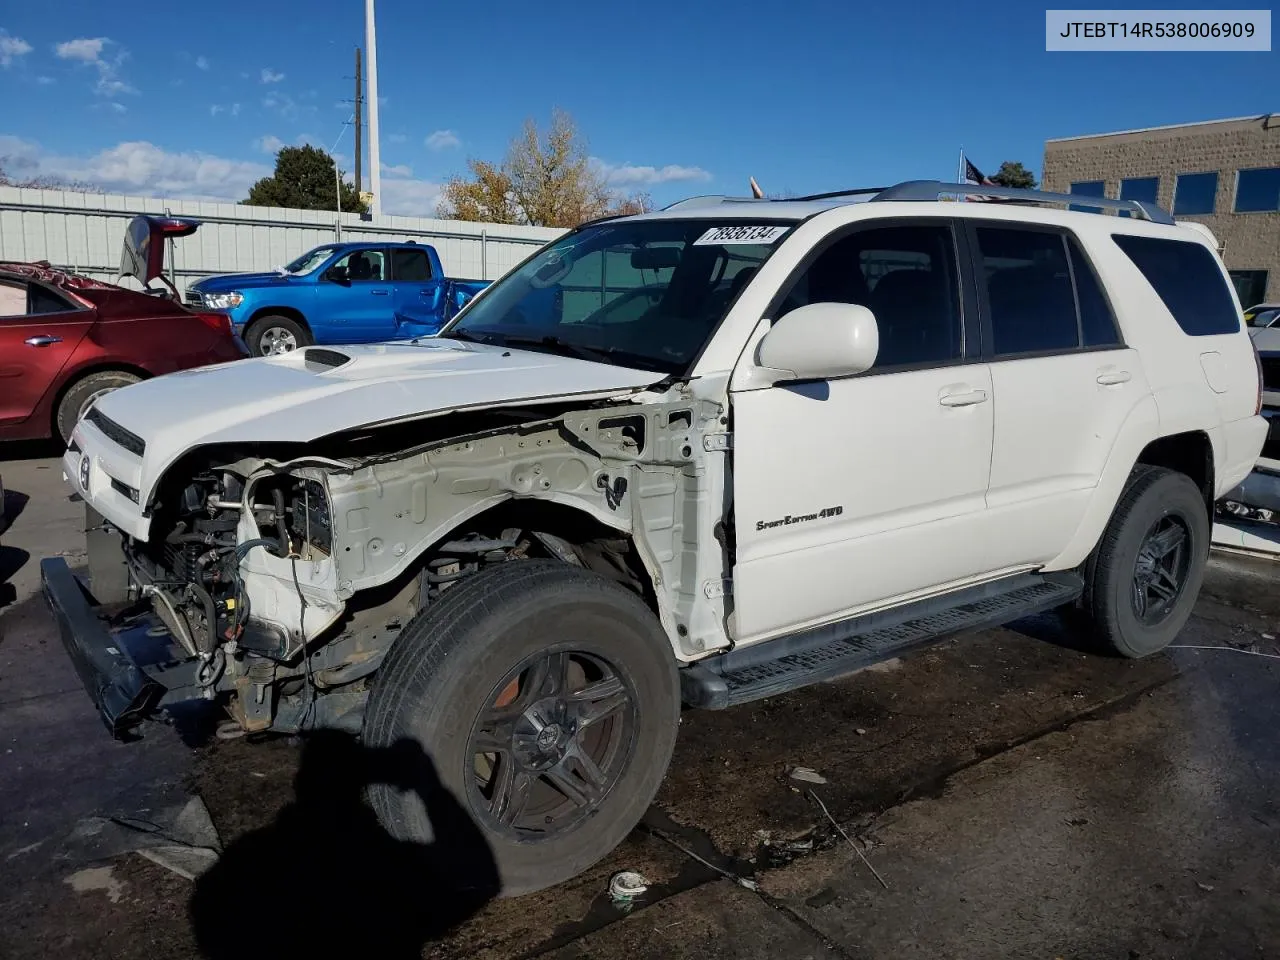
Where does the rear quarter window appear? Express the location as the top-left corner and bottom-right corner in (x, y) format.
(1111, 234), (1240, 336)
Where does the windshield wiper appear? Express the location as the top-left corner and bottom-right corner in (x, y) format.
(493, 334), (618, 365)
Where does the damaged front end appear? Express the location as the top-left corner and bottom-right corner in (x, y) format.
(45, 390), (734, 739)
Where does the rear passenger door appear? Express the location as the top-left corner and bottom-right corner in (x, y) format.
(968, 222), (1148, 570)
(389, 246), (447, 338)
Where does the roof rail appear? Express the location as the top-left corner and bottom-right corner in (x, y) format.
(791, 186), (888, 202)
(873, 180), (1176, 225)
(660, 195), (759, 211)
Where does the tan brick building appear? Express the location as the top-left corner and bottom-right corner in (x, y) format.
(1042, 114), (1280, 306)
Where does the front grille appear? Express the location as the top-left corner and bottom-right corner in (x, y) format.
(185, 289), (204, 307)
(84, 407), (146, 457)
(1262, 354), (1280, 393)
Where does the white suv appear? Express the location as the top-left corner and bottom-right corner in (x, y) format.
(46, 180), (1269, 896)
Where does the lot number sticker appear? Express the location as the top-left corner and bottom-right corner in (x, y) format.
(694, 225), (789, 246)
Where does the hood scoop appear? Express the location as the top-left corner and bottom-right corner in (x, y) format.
(304, 348), (352, 371)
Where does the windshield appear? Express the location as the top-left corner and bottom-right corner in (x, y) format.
(284, 246), (338, 275)
(1246, 308), (1278, 328)
(440, 219), (794, 374)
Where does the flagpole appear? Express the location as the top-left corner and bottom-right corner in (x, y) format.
(957, 146), (964, 185)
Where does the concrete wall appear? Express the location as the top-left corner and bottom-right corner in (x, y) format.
(1043, 114), (1280, 303)
(0, 186), (566, 298)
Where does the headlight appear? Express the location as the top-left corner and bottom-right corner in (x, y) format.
(205, 292), (244, 309)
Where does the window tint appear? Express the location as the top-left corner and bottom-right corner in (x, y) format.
(777, 223), (962, 369)
(976, 227), (1078, 355)
(1112, 234), (1240, 336)
(1069, 180), (1106, 213)
(1235, 167), (1280, 213)
(28, 284), (73, 315)
(1172, 172), (1218, 215)
(392, 248), (432, 281)
(331, 248), (387, 281)
(1067, 237), (1121, 347)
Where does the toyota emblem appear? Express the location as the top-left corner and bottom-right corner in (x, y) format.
(78, 454), (91, 494)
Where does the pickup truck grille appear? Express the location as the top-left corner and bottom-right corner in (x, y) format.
(84, 408), (146, 457)
(185, 289), (204, 307)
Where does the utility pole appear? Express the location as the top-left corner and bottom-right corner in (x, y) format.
(365, 0), (381, 217)
(354, 47), (363, 197)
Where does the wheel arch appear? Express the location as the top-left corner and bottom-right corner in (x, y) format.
(50, 362), (151, 437)
(245, 305), (311, 333)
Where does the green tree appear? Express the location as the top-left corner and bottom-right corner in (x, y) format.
(243, 145), (367, 213)
(989, 161), (1038, 190)
(437, 109), (650, 227)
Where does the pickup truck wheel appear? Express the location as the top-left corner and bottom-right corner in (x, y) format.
(364, 560), (680, 897)
(246, 316), (311, 357)
(1078, 466), (1208, 658)
(55, 371), (141, 443)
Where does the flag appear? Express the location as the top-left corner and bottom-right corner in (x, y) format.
(963, 158), (994, 187)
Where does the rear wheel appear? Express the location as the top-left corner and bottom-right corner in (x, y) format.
(55, 371), (141, 443)
(364, 560), (680, 897)
(246, 315), (311, 357)
(1078, 465), (1209, 658)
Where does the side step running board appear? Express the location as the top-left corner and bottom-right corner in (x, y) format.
(680, 572), (1083, 710)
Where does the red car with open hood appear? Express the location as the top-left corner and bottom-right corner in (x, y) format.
(0, 215), (248, 444)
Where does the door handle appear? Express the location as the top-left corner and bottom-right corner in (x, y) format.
(1096, 370), (1131, 386)
(371, 289), (391, 296)
(938, 388), (988, 407)
(25, 335), (62, 347)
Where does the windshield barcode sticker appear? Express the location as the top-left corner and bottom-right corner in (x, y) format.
(693, 225), (789, 246)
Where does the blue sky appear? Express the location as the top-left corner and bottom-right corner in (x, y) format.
(0, 0), (1274, 215)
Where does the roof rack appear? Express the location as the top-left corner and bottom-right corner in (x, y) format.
(873, 180), (1175, 224)
(790, 186), (888, 202)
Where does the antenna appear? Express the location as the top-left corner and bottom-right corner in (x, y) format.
(749, 177), (764, 199)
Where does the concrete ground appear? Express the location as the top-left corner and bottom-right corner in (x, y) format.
(2, 447), (1279, 960)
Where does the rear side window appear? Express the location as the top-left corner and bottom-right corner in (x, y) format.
(1111, 235), (1240, 336)
(976, 227), (1079, 355)
(392, 248), (433, 282)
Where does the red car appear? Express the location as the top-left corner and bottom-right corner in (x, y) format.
(0, 216), (248, 444)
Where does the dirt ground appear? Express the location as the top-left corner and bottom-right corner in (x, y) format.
(3, 449), (1279, 959)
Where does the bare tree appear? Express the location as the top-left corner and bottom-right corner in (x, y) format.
(437, 110), (650, 227)
(0, 159), (100, 192)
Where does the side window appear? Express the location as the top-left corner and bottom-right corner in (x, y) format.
(28, 284), (74, 315)
(776, 223), (962, 370)
(1066, 237), (1121, 347)
(976, 227), (1079, 356)
(1111, 234), (1240, 336)
(0, 280), (26, 318)
(331, 248), (387, 282)
(391, 248), (433, 282)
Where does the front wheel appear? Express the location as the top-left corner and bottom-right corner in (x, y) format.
(1078, 465), (1209, 658)
(55, 370), (141, 443)
(364, 561), (680, 897)
(245, 315), (312, 357)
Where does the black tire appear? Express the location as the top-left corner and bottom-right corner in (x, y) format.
(1078, 465), (1209, 658)
(245, 315), (311, 357)
(55, 370), (141, 443)
(363, 560), (680, 897)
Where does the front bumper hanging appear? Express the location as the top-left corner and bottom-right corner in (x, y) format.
(40, 557), (198, 738)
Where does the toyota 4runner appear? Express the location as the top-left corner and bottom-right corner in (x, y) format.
(43, 180), (1269, 895)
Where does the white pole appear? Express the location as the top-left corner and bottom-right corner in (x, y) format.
(365, 0), (381, 217)
(957, 147), (964, 184)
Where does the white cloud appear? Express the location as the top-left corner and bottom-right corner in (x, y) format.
(106, 102), (126, 114)
(379, 176), (442, 216)
(54, 36), (137, 97)
(210, 105), (223, 116)
(195, 55), (210, 70)
(593, 160), (713, 187)
(262, 92), (298, 119)
(425, 129), (460, 151)
(388, 133), (407, 144)
(255, 135), (284, 154)
(381, 162), (413, 177)
(230, 102), (241, 117)
(0, 30), (33, 67)
(54, 37), (106, 62)
(36, 75), (54, 85)
(0, 135), (271, 202)
(260, 67), (284, 83)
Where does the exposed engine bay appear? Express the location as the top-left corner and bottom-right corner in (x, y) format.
(106, 390), (734, 735)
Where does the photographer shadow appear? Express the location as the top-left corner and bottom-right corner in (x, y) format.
(189, 729), (501, 960)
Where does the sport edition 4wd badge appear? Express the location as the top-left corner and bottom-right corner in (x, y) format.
(756, 505), (843, 532)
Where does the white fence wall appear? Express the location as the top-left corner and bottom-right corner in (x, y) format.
(0, 186), (567, 297)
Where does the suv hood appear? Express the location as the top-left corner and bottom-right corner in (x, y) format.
(75, 339), (666, 518)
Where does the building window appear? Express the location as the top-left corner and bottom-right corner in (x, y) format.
(1118, 177), (1160, 216)
(1069, 180), (1106, 213)
(1234, 167), (1280, 213)
(1230, 269), (1269, 308)
(1172, 172), (1218, 215)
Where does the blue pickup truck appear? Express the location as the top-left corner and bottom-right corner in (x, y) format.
(187, 240), (489, 356)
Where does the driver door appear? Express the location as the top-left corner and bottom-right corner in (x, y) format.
(319, 247), (395, 340)
(728, 219), (997, 644)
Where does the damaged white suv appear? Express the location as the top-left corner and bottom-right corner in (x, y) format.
(45, 180), (1268, 895)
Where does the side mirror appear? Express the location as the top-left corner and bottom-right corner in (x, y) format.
(756, 302), (879, 382)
